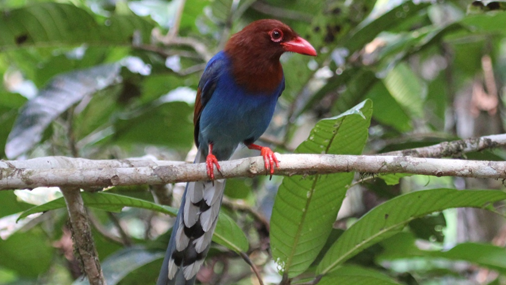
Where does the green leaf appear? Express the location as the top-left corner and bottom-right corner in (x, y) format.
(317, 189), (506, 275)
(380, 173), (411, 186)
(0, 93), (27, 158)
(271, 100), (373, 278)
(408, 212), (446, 242)
(0, 191), (32, 218)
(319, 265), (401, 285)
(17, 192), (248, 254)
(367, 81), (412, 132)
(436, 243), (506, 273)
(379, 232), (506, 274)
(73, 86), (121, 142)
(111, 101), (193, 149)
(0, 3), (154, 50)
(282, 1), (377, 101)
(17, 192), (177, 221)
(343, 1), (430, 55)
(72, 246), (164, 285)
(383, 63), (425, 119)
(462, 9), (506, 33)
(213, 212), (249, 253)
(332, 70), (378, 114)
(0, 230), (54, 277)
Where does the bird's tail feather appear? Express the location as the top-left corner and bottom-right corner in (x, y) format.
(157, 149), (226, 285)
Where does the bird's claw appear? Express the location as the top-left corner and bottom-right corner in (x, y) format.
(260, 147), (279, 179)
(206, 154), (221, 180)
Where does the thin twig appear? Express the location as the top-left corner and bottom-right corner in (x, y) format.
(107, 212), (132, 247)
(66, 106), (78, 158)
(381, 133), (506, 158)
(294, 275), (323, 285)
(166, 0), (187, 41)
(60, 187), (105, 285)
(222, 197), (270, 231)
(88, 212), (125, 245)
(239, 252), (264, 285)
(133, 44), (201, 59)
(152, 31), (212, 61)
(150, 184), (173, 206)
(259, 134), (292, 151)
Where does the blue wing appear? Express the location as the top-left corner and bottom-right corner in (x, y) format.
(193, 52), (227, 146)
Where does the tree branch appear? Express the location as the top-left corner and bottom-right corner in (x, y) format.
(381, 134), (506, 157)
(2, 154), (506, 190)
(60, 187), (105, 285)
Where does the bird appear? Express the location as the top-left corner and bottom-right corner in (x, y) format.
(157, 19), (316, 285)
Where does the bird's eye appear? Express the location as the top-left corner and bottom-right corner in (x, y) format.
(270, 29), (283, 42)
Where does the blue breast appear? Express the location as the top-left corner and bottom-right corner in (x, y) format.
(197, 52), (283, 160)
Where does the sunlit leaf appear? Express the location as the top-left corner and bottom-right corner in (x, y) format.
(383, 63), (425, 119)
(367, 81), (411, 132)
(5, 64), (121, 158)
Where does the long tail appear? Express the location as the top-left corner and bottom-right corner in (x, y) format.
(157, 150), (226, 285)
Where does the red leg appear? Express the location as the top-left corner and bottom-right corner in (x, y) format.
(206, 143), (221, 180)
(247, 143), (279, 177)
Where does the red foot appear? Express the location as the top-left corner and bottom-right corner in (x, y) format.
(206, 144), (221, 180)
(247, 144), (279, 177)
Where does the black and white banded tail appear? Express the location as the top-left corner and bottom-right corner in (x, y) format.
(157, 150), (225, 285)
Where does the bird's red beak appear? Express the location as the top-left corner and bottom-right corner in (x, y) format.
(281, 36), (317, 56)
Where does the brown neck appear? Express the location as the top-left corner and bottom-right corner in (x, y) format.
(224, 46), (283, 94)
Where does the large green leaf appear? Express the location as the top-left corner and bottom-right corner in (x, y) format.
(0, 3), (154, 50)
(319, 265), (401, 285)
(271, 100), (373, 278)
(317, 189), (506, 275)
